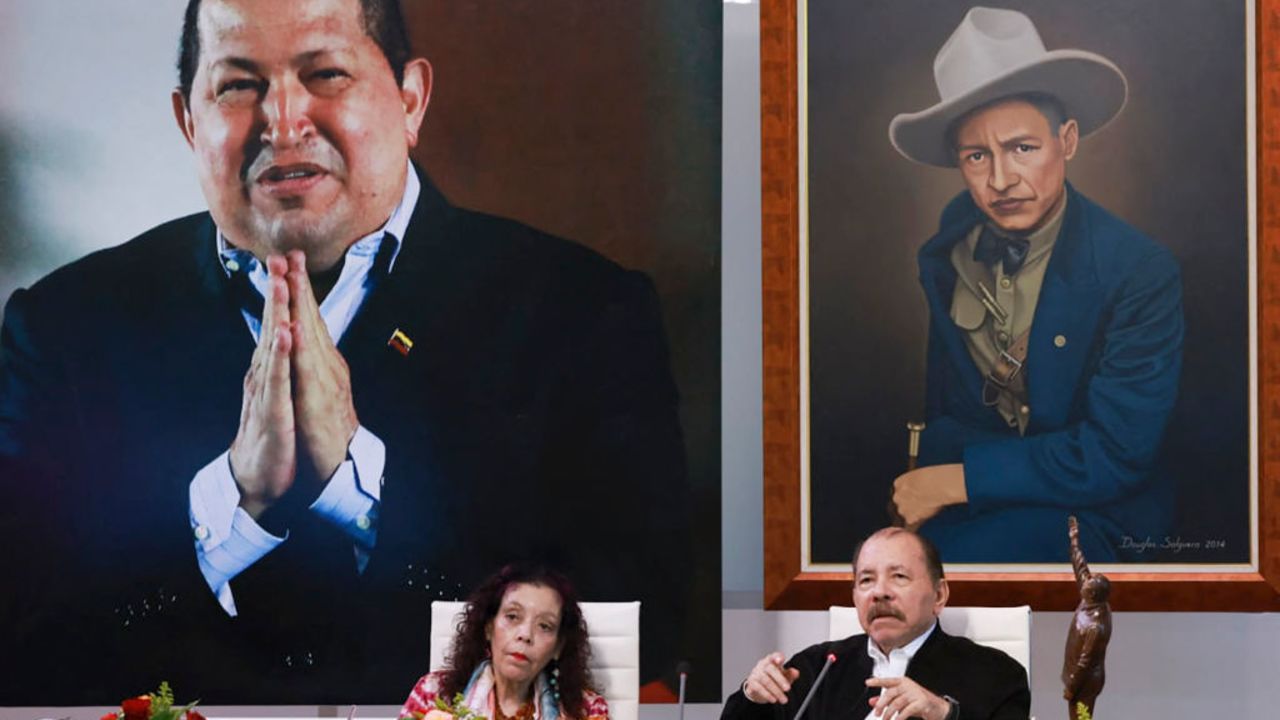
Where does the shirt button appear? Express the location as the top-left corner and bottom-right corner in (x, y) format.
(356, 515), (372, 531)
(1054, 334), (1067, 348)
(194, 525), (211, 541)
(997, 330), (1009, 344)
(1000, 277), (1012, 289)
(1020, 405), (1030, 415)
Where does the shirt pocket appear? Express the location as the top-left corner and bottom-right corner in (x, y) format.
(950, 285), (988, 331)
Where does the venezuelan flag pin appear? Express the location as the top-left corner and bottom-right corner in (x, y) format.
(388, 328), (413, 356)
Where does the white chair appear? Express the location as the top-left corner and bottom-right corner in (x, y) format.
(431, 600), (640, 720)
(827, 605), (1032, 683)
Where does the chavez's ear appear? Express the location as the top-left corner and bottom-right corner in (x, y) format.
(1060, 118), (1080, 161)
(933, 577), (950, 615)
(172, 89), (196, 149)
(400, 58), (433, 149)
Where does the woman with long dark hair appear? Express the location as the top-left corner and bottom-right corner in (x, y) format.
(399, 565), (609, 720)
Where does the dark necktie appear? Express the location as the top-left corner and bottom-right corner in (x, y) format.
(973, 225), (1030, 275)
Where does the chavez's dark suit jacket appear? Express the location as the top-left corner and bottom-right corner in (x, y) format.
(915, 184), (1183, 561)
(720, 626), (1031, 720)
(0, 169), (690, 704)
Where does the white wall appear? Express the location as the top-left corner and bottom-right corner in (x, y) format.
(0, 0), (206, 304)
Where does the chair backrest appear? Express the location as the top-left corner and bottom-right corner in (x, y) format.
(827, 605), (1032, 682)
(430, 600), (640, 720)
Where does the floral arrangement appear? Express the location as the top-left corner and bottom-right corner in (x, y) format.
(100, 682), (204, 720)
(399, 693), (487, 720)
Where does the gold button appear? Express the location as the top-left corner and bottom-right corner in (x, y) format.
(997, 331), (1009, 344)
(1000, 277), (1012, 289)
(1054, 334), (1067, 348)
(1020, 405), (1030, 415)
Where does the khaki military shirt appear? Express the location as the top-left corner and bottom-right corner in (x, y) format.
(949, 197), (1067, 434)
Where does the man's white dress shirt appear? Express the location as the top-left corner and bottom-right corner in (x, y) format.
(188, 167), (420, 615)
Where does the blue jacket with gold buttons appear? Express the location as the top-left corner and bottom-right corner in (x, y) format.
(915, 183), (1184, 561)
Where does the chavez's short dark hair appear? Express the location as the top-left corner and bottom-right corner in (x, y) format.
(177, 0), (411, 104)
(946, 91), (1070, 155)
(851, 527), (946, 585)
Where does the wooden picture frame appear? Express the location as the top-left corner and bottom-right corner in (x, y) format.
(760, 0), (1280, 611)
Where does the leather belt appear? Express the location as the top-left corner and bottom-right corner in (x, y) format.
(983, 328), (1031, 406)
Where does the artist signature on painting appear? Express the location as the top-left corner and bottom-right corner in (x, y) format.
(1119, 536), (1227, 554)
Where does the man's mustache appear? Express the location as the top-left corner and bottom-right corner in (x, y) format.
(867, 602), (905, 622)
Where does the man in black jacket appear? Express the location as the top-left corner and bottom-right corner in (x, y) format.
(0, 0), (688, 704)
(722, 528), (1029, 720)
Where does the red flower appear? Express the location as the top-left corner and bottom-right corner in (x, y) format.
(121, 695), (151, 720)
(185, 711), (206, 720)
(101, 714), (119, 720)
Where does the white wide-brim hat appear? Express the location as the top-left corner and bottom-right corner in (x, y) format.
(889, 6), (1128, 168)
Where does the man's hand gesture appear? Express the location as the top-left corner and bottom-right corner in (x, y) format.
(286, 250), (358, 481)
(230, 255), (298, 519)
(229, 251), (359, 520)
(865, 676), (952, 720)
(742, 651), (801, 705)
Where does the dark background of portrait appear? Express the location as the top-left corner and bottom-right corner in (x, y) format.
(404, 1), (723, 699)
(0, 0), (722, 703)
(806, 0), (1249, 564)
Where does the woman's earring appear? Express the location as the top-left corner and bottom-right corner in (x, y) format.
(549, 658), (561, 702)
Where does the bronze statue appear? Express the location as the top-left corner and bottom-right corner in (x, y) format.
(1063, 516), (1111, 719)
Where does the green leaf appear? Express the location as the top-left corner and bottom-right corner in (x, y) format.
(152, 682), (175, 713)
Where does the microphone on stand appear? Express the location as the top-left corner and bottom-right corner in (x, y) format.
(676, 660), (692, 720)
(793, 653), (837, 720)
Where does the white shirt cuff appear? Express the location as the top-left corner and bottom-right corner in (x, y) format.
(308, 424), (383, 548)
(189, 451), (286, 616)
(188, 426), (385, 614)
